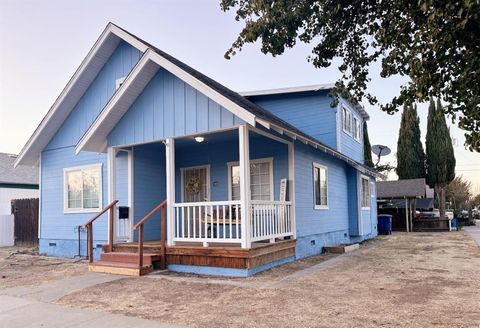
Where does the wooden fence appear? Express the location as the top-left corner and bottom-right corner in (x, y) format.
(11, 198), (39, 246)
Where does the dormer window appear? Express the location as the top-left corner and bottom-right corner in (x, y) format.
(342, 106), (352, 134)
(353, 117), (361, 141)
(115, 77), (126, 90)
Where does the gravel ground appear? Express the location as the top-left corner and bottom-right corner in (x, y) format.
(0, 247), (87, 289)
(57, 232), (480, 328)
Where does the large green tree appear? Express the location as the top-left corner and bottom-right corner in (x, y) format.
(396, 103), (425, 179)
(426, 99), (456, 219)
(445, 175), (472, 211)
(363, 121), (374, 168)
(221, 1), (480, 151)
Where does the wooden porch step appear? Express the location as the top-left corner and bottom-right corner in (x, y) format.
(88, 260), (153, 276)
(100, 252), (161, 265)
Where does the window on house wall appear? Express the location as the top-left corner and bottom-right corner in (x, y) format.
(343, 106), (352, 134)
(229, 158), (273, 201)
(354, 118), (361, 141)
(361, 176), (370, 208)
(64, 164), (102, 212)
(313, 163), (328, 209)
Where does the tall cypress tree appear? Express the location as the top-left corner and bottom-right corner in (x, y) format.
(396, 102), (426, 179)
(426, 99), (456, 219)
(363, 121), (374, 168)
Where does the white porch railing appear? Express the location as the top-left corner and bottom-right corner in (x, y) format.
(250, 201), (294, 242)
(173, 201), (242, 244)
(173, 200), (294, 246)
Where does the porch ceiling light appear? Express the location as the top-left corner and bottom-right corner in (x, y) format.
(194, 136), (205, 143)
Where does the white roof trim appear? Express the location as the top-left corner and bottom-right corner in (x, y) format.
(15, 23), (148, 167)
(76, 49), (256, 154)
(240, 83), (335, 97)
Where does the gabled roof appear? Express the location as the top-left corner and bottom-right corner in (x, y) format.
(17, 23), (378, 177)
(377, 178), (426, 199)
(0, 153), (38, 185)
(15, 23), (148, 167)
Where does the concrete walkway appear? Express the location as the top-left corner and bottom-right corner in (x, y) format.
(0, 295), (182, 328)
(0, 272), (184, 328)
(464, 221), (480, 246)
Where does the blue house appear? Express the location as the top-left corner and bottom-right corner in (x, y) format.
(16, 23), (378, 276)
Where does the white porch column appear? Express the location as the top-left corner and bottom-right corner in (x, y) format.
(239, 125), (251, 249)
(107, 147), (117, 243)
(165, 138), (176, 246)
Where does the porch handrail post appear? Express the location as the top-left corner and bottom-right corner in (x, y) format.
(239, 125), (251, 248)
(165, 138), (176, 246)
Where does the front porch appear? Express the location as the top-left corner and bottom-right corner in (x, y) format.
(85, 125), (297, 276)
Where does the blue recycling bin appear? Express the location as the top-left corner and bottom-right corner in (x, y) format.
(378, 214), (392, 235)
(451, 218), (457, 230)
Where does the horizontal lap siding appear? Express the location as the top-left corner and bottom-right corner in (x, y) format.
(175, 134), (288, 202)
(46, 42), (142, 150)
(294, 142), (349, 237)
(40, 147), (108, 241)
(249, 92), (338, 149)
(107, 68), (244, 147)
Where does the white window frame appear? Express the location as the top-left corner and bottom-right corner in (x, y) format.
(353, 117), (361, 142)
(63, 163), (103, 214)
(360, 174), (371, 209)
(180, 164), (211, 203)
(227, 157), (274, 201)
(313, 163), (329, 210)
(342, 106), (352, 135)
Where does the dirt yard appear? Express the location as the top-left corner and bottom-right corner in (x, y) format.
(0, 247), (87, 289)
(56, 232), (480, 328)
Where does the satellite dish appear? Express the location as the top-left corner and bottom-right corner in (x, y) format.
(372, 144), (391, 157)
(372, 144), (391, 166)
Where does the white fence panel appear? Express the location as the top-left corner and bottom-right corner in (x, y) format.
(0, 214), (14, 247)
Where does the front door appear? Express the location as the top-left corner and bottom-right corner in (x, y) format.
(115, 149), (133, 242)
(181, 165), (210, 202)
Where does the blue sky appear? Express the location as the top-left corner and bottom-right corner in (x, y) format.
(0, 0), (479, 194)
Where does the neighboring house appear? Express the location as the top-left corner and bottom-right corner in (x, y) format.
(15, 23), (378, 276)
(0, 153), (38, 247)
(0, 153), (39, 215)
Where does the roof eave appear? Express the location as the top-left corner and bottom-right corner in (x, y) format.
(14, 23), (149, 167)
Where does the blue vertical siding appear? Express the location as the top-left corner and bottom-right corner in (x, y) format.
(39, 41), (141, 258)
(248, 92), (338, 149)
(339, 99), (364, 163)
(174, 132), (288, 202)
(46, 42), (142, 150)
(107, 68), (245, 147)
(132, 143), (166, 241)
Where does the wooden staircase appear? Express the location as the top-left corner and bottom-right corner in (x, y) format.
(88, 250), (162, 276)
(83, 200), (167, 276)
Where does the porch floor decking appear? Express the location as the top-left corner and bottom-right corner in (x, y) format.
(104, 239), (296, 270)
